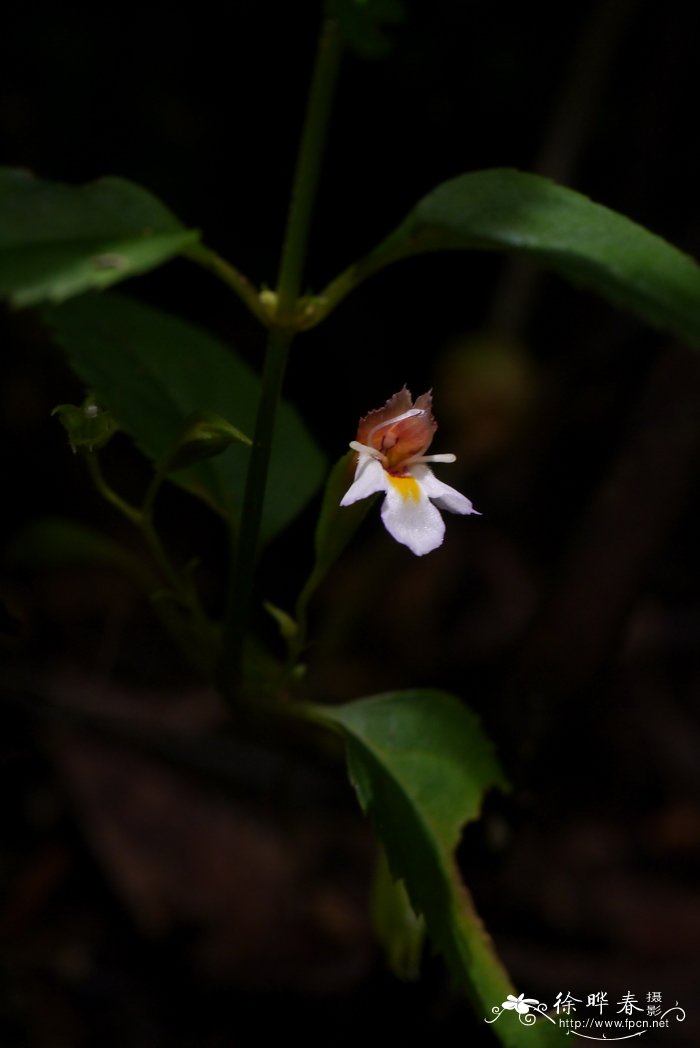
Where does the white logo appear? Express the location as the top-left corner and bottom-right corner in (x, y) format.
(485, 990), (687, 1041)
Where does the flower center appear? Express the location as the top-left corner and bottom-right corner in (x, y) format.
(367, 407), (423, 445)
(387, 474), (420, 501)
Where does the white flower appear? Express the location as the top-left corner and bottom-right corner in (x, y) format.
(502, 993), (540, 1014)
(340, 388), (479, 556)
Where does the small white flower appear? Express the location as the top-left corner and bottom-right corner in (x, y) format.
(340, 388), (479, 556)
(502, 993), (540, 1014)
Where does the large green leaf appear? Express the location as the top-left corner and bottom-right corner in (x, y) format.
(0, 169), (198, 306)
(43, 294), (326, 543)
(322, 168), (700, 347)
(305, 690), (564, 1047)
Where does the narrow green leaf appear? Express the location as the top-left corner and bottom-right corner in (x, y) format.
(0, 168), (198, 306)
(263, 600), (299, 643)
(43, 294), (326, 543)
(324, 168), (700, 347)
(295, 451), (377, 622)
(305, 690), (565, 1047)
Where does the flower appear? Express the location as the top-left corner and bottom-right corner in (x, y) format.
(340, 388), (479, 555)
(502, 993), (540, 1015)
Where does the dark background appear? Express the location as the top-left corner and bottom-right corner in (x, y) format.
(1, 2), (699, 1045)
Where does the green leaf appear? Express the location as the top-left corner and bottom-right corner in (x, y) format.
(51, 397), (119, 453)
(43, 293), (326, 543)
(0, 168), (198, 306)
(304, 690), (565, 1047)
(327, 168), (700, 347)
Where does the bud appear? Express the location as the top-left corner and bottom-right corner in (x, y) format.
(160, 410), (251, 473)
(52, 397), (118, 453)
(259, 288), (278, 311)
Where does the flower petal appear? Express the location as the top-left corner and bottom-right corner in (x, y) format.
(380, 473), (445, 555)
(410, 464), (479, 515)
(356, 388), (413, 446)
(340, 455), (387, 506)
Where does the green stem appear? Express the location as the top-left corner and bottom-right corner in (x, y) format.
(84, 452), (215, 673)
(299, 238), (412, 330)
(84, 452), (142, 526)
(298, 231), (448, 332)
(184, 243), (272, 327)
(141, 473), (161, 519)
(275, 16), (343, 314)
(218, 15), (343, 697)
(221, 325), (292, 675)
(139, 512), (218, 678)
(309, 256), (382, 325)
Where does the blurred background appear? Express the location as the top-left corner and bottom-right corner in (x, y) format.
(1, 1), (699, 1044)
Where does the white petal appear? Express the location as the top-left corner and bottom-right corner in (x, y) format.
(410, 464), (479, 516)
(340, 455), (387, 506)
(380, 474), (445, 556)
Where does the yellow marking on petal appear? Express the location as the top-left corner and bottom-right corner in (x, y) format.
(387, 474), (421, 501)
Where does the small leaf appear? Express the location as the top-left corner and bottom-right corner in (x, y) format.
(43, 293), (326, 544)
(160, 409), (252, 473)
(0, 168), (198, 306)
(51, 396), (119, 453)
(263, 600), (299, 643)
(330, 168), (700, 348)
(304, 690), (564, 1047)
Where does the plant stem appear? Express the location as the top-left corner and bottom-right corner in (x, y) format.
(275, 16), (343, 314)
(84, 452), (142, 526)
(218, 15), (343, 697)
(301, 256), (382, 328)
(222, 324), (291, 670)
(84, 452), (216, 673)
(184, 243), (272, 326)
(295, 238), (413, 331)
